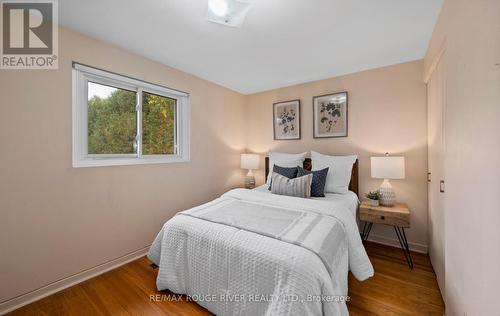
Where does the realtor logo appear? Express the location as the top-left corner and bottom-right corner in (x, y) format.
(1, 0), (58, 69)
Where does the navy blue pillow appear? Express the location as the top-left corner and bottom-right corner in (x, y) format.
(297, 166), (329, 197)
(268, 165), (298, 190)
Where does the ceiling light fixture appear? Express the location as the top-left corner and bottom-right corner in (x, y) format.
(207, 0), (251, 27)
(208, 0), (228, 17)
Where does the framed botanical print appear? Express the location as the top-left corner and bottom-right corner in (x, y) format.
(313, 91), (348, 138)
(273, 99), (301, 140)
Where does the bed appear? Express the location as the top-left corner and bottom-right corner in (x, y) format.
(148, 158), (373, 316)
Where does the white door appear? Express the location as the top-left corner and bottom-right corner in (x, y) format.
(427, 53), (446, 297)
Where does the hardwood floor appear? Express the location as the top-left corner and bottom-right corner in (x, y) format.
(347, 242), (444, 315)
(7, 242), (444, 316)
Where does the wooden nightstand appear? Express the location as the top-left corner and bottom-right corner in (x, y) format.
(359, 201), (413, 269)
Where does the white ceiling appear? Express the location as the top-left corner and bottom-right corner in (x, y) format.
(60, 0), (442, 94)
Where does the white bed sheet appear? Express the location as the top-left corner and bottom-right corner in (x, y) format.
(254, 184), (359, 219)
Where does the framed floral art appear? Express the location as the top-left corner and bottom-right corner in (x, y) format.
(313, 91), (348, 138)
(273, 99), (301, 140)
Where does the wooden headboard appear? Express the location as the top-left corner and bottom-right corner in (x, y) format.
(265, 157), (359, 197)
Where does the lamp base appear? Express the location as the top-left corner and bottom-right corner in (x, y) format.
(379, 179), (396, 206)
(244, 171), (255, 189)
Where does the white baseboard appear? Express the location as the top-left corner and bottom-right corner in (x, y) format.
(365, 233), (428, 254)
(0, 245), (150, 315)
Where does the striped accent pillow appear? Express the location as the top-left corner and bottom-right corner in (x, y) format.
(268, 165), (299, 190)
(270, 172), (313, 198)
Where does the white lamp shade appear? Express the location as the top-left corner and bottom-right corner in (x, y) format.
(371, 156), (405, 179)
(240, 154), (260, 170)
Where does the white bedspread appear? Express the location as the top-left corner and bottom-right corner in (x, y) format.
(148, 189), (373, 316)
(253, 184), (360, 219)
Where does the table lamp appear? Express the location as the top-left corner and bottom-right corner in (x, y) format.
(240, 153), (260, 189)
(371, 154), (405, 206)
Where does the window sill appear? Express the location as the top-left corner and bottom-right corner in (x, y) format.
(72, 156), (190, 168)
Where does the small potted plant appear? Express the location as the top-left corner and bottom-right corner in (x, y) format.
(365, 190), (381, 207)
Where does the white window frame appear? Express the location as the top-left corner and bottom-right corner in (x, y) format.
(72, 63), (190, 168)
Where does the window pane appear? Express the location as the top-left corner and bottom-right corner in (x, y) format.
(87, 82), (137, 154)
(142, 92), (176, 155)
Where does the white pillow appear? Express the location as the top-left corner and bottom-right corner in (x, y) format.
(311, 151), (357, 194)
(266, 152), (307, 186)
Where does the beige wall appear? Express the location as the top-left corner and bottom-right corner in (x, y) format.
(423, 1), (447, 80)
(425, 0), (500, 315)
(245, 60), (429, 250)
(0, 27), (246, 303)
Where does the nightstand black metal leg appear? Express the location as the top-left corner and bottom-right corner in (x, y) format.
(361, 222), (373, 243)
(401, 228), (414, 269)
(361, 222), (367, 241)
(394, 226), (414, 269)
